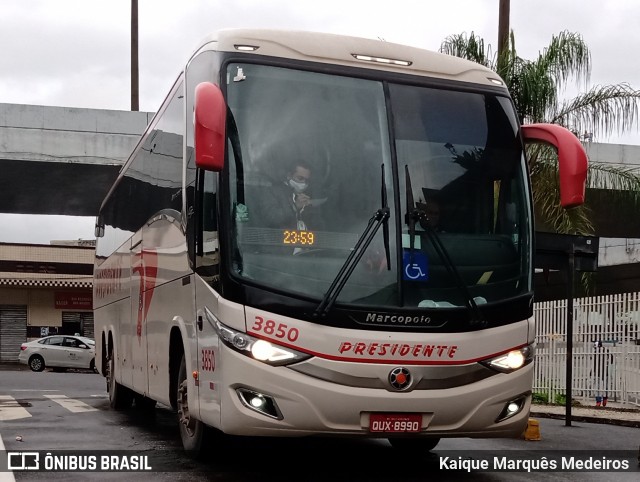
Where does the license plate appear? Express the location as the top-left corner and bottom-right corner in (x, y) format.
(369, 413), (422, 433)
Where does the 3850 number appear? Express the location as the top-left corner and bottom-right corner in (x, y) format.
(201, 348), (215, 372)
(251, 316), (299, 342)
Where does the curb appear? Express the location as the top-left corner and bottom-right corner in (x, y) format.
(0, 363), (29, 371)
(530, 411), (640, 429)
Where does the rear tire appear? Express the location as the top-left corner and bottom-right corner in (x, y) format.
(388, 437), (440, 452)
(28, 355), (45, 372)
(107, 353), (133, 409)
(177, 354), (209, 456)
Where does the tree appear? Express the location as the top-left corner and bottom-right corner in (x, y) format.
(440, 30), (640, 236)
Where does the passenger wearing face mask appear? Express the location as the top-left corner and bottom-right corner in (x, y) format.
(258, 161), (324, 232)
(287, 164), (312, 225)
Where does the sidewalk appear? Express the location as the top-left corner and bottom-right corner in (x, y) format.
(531, 401), (640, 428)
(0, 362), (28, 371)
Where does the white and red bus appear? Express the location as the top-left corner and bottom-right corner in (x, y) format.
(94, 29), (587, 454)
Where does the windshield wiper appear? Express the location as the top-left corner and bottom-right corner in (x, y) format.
(315, 164), (390, 318)
(380, 164), (391, 269)
(404, 165), (485, 327)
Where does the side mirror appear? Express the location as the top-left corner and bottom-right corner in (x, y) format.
(78, 344), (88, 349)
(522, 123), (588, 209)
(194, 82), (226, 172)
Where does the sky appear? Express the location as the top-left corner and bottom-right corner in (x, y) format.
(1, 0), (640, 244)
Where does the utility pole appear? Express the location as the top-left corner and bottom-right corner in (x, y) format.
(131, 0), (139, 111)
(497, 0), (510, 76)
(497, 0), (510, 56)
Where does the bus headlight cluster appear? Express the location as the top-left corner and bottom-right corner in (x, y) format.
(206, 308), (311, 366)
(481, 343), (535, 373)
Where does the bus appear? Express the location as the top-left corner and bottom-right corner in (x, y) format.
(93, 28), (587, 454)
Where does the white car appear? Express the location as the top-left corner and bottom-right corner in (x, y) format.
(18, 335), (96, 372)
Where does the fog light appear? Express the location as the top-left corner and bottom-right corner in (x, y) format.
(250, 395), (266, 408)
(496, 395), (527, 423)
(236, 388), (283, 420)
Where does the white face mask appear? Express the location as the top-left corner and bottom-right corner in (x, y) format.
(288, 179), (308, 193)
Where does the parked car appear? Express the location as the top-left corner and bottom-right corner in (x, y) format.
(18, 335), (96, 372)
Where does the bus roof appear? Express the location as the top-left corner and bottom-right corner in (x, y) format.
(193, 28), (504, 88)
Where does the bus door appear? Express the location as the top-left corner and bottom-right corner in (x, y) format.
(195, 279), (222, 425)
(193, 167), (223, 424)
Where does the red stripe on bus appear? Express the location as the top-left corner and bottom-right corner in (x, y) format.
(247, 331), (528, 366)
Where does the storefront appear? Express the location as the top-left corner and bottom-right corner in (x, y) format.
(0, 242), (94, 362)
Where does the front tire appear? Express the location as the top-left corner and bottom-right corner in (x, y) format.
(177, 354), (208, 455)
(28, 355), (45, 372)
(107, 353), (133, 409)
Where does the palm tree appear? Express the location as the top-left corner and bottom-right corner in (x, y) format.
(440, 30), (640, 236)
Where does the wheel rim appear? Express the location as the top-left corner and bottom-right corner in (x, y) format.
(30, 358), (42, 371)
(177, 379), (197, 437)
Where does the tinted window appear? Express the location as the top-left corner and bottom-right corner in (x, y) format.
(226, 64), (394, 303)
(224, 64), (531, 312)
(63, 338), (81, 348)
(97, 77), (185, 259)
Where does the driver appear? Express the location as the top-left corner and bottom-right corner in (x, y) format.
(259, 160), (323, 231)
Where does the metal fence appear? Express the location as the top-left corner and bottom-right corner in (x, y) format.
(534, 292), (640, 407)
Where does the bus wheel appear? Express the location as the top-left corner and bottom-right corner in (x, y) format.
(388, 437), (440, 452)
(177, 354), (207, 455)
(107, 354), (133, 409)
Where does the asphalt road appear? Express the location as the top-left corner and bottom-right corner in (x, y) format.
(0, 368), (638, 481)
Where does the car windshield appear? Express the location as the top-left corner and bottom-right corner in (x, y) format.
(223, 63), (531, 310)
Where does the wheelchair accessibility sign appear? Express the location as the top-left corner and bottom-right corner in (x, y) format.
(403, 250), (428, 281)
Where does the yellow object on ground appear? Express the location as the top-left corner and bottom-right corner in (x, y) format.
(524, 418), (541, 441)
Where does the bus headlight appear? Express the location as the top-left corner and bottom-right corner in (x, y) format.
(481, 344), (535, 373)
(205, 308), (311, 366)
(250, 339), (298, 362)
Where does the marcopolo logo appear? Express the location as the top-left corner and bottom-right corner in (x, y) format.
(363, 312), (433, 325)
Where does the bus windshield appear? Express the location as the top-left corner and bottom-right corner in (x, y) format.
(225, 63), (531, 310)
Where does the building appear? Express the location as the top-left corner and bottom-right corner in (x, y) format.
(0, 241), (94, 362)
